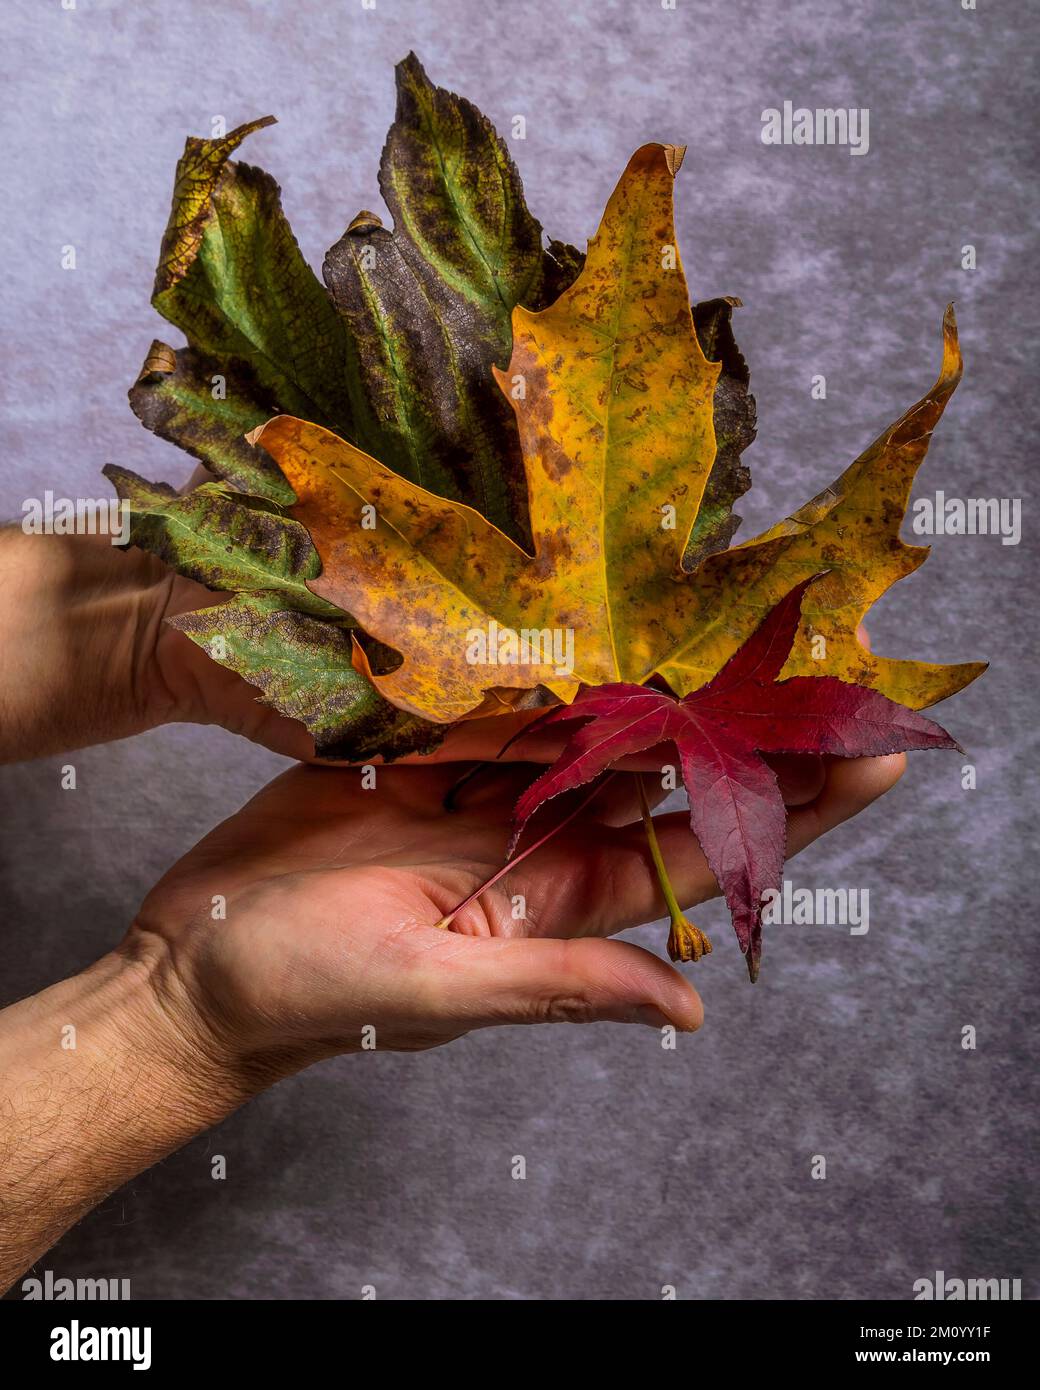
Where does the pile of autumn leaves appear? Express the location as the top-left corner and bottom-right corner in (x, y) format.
(108, 55), (984, 978)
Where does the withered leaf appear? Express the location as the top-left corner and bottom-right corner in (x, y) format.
(103, 466), (341, 617)
(684, 296), (756, 570)
(168, 593), (441, 761)
(146, 116), (353, 439)
(322, 53), (584, 544)
(129, 342), (293, 505)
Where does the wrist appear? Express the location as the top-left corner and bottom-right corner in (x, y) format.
(119, 926), (302, 1101)
(105, 933), (273, 1115)
(0, 940), (257, 1146)
(0, 938), (261, 1288)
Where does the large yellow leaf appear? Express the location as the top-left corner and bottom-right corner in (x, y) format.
(494, 143), (719, 683)
(254, 152), (983, 724)
(254, 143), (723, 721)
(247, 415), (542, 720)
(656, 306), (987, 708)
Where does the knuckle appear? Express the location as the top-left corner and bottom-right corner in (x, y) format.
(541, 993), (598, 1025)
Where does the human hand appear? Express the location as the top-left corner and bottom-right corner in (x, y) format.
(131, 751), (904, 1082)
(0, 748), (902, 1288)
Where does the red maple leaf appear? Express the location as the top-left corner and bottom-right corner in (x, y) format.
(507, 577), (960, 981)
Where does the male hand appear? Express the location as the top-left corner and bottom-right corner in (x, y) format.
(0, 746), (903, 1288)
(134, 752), (903, 1075)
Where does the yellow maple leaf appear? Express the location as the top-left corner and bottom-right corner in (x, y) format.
(657, 305), (986, 707)
(251, 149), (984, 722)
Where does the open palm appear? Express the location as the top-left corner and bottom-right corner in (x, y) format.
(130, 753), (904, 1073)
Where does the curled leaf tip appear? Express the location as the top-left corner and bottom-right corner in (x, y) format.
(244, 419), (274, 446)
(347, 210), (384, 235)
(135, 339), (177, 381)
(350, 632), (378, 682)
(663, 143), (687, 175)
(198, 114), (277, 152)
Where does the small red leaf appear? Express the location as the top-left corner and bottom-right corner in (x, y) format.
(509, 577), (961, 980)
(697, 574), (821, 696)
(677, 737), (785, 982)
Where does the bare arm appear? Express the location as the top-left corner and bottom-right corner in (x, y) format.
(0, 942), (254, 1288)
(0, 753), (905, 1290)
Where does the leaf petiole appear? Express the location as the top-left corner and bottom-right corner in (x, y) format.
(434, 773), (616, 930)
(636, 775), (712, 965)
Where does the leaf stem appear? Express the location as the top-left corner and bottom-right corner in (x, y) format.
(434, 773), (616, 930)
(636, 775), (712, 965)
(637, 775), (685, 923)
(443, 721), (545, 811)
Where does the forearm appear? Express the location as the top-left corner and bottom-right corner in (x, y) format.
(0, 528), (180, 762)
(0, 941), (256, 1290)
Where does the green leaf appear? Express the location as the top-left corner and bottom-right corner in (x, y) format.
(134, 114), (355, 476)
(167, 593), (443, 760)
(103, 465), (340, 616)
(128, 341), (293, 503)
(322, 53), (583, 544)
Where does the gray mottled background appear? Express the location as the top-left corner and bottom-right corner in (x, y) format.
(1, 0), (1036, 1300)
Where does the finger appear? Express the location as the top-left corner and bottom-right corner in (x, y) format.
(533, 753), (907, 937)
(473, 769), (672, 852)
(763, 753), (825, 806)
(423, 932), (703, 1033)
(582, 771), (673, 827)
(648, 752), (906, 903)
(782, 751), (906, 852)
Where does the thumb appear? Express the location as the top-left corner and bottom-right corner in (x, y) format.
(432, 934), (704, 1034)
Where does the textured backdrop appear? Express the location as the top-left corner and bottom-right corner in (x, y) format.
(0, 0), (1036, 1300)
